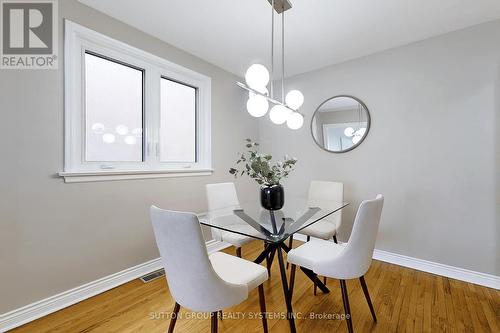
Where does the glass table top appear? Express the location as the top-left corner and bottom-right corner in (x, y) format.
(199, 197), (349, 244)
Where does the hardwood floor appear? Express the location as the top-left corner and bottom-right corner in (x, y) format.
(11, 241), (500, 333)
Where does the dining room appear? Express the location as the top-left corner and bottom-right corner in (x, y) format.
(0, 0), (499, 332)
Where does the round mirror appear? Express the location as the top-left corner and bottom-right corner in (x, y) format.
(311, 95), (371, 153)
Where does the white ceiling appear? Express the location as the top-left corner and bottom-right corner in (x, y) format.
(79, 0), (500, 77)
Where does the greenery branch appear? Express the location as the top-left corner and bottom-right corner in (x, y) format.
(229, 139), (297, 186)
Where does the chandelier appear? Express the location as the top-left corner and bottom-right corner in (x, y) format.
(344, 102), (367, 144)
(236, 0), (304, 130)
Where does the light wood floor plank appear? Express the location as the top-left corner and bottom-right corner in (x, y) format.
(9, 240), (500, 333)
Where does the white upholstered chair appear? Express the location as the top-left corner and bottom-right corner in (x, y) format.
(297, 180), (344, 243)
(206, 182), (261, 258)
(287, 181), (343, 276)
(150, 207), (269, 333)
(287, 195), (384, 333)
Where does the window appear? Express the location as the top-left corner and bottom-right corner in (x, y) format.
(84, 52), (144, 162)
(62, 21), (211, 182)
(160, 78), (196, 163)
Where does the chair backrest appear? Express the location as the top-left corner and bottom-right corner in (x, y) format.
(307, 181), (344, 228)
(150, 206), (247, 312)
(314, 195), (384, 279)
(342, 195), (384, 278)
(206, 182), (240, 218)
(206, 182), (243, 240)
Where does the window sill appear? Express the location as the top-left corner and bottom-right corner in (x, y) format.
(59, 169), (214, 183)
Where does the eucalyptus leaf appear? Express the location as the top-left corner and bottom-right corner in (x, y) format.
(229, 139), (297, 186)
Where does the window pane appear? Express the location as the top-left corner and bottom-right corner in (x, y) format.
(84, 53), (144, 162)
(160, 78), (196, 163)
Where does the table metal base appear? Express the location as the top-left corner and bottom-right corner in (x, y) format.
(254, 240), (330, 333)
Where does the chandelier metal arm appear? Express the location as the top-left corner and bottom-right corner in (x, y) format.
(236, 81), (303, 116)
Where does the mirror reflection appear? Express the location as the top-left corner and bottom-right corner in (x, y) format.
(311, 96), (370, 153)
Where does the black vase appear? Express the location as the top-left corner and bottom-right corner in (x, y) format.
(260, 184), (285, 211)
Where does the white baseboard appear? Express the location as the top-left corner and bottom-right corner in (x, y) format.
(293, 234), (499, 290)
(372, 248), (500, 290)
(0, 240), (226, 332)
(2, 238), (498, 332)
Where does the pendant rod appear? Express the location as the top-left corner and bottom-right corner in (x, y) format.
(270, 0), (274, 99)
(281, 4), (285, 102)
(358, 103), (361, 128)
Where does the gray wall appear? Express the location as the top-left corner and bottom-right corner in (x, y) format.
(0, 0), (257, 313)
(1, 1), (499, 316)
(260, 20), (500, 276)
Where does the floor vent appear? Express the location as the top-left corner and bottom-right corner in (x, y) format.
(140, 269), (165, 283)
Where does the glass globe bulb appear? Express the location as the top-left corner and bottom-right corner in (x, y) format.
(286, 112), (304, 130)
(246, 95), (269, 117)
(102, 133), (116, 144)
(115, 124), (129, 136)
(344, 127), (355, 137)
(269, 105), (292, 125)
(245, 64), (270, 91)
(352, 135), (362, 144)
(91, 123), (105, 134)
(285, 90), (304, 110)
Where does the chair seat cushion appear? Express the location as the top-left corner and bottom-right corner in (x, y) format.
(287, 239), (344, 270)
(209, 252), (268, 291)
(220, 225), (262, 247)
(298, 220), (337, 240)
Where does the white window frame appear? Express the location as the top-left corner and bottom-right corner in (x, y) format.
(60, 20), (212, 183)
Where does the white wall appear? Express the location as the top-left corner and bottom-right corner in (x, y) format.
(0, 0), (257, 313)
(260, 20), (500, 276)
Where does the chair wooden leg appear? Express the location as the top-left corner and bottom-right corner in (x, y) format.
(264, 242), (269, 274)
(359, 276), (377, 322)
(333, 234), (338, 243)
(289, 264), (296, 301)
(339, 280), (354, 333)
(258, 284), (269, 333)
(211, 312), (218, 333)
(236, 247), (242, 258)
(323, 276), (327, 286)
(168, 302), (180, 333)
(286, 236), (293, 269)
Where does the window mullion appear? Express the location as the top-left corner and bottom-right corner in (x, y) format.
(144, 67), (161, 169)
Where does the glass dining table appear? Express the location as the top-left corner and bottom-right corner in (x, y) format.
(199, 196), (349, 333)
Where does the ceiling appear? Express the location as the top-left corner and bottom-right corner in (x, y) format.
(79, 0), (500, 78)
